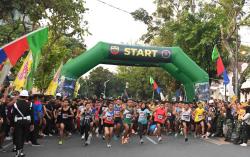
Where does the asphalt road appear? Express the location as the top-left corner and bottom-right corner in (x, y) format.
(1, 134), (250, 157)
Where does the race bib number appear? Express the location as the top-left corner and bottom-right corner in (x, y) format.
(208, 117), (212, 121)
(139, 112), (145, 118)
(167, 112), (172, 116)
(85, 116), (90, 120)
(62, 114), (68, 119)
(115, 111), (120, 115)
(126, 114), (131, 119)
(183, 115), (190, 119)
(158, 115), (163, 120)
(107, 117), (112, 121)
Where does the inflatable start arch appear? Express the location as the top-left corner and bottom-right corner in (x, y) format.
(59, 42), (209, 101)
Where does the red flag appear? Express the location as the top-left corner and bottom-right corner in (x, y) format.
(3, 37), (29, 66)
(153, 81), (158, 90)
(216, 56), (225, 76)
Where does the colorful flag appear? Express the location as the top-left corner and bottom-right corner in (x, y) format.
(156, 87), (161, 94)
(13, 51), (33, 91)
(149, 76), (159, 90)
(0, 27), (48, 87)
(149, 76), (154, 85)
(223, 70), (230, 85)
(216, 56), (225, 76)
(74, 79), (80, 98)
(45, 63), (63, 96)
(211, 45), (225, 76)
(211, 45), (219, 61)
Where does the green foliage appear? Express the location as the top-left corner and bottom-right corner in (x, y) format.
(131, 0), (250, 87)
(0, 0), (88, 91)
(34, 33), (85, 92)
(78, 67), (124, 98)
(116, 66), (176, 100)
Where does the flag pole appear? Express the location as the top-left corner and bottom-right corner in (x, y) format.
(224, 84), (227, 102)
(152, 90), (154, 100)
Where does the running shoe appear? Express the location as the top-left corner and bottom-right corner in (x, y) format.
(240, 143), (247, 147)
(58, 140), (63, 145)
(185, 138), (188, 142)
(140, 139), (144, 144)
(107, 143), (112, 148)
(206, 132), (211, 137)
(81, 135), (85, 140)
(158, 136), (162, 142)
(201, 135), (206, 139)
(85, 141), (88, 146)
(32, 143), (41, 147)
(175, 133), (178, 137)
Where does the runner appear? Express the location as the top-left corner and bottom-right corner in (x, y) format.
(180, 103), (191, 142)
(102, 102), (115, 148)
(121, 99), (134, 144)
(137, 102), (150, 144)
(80, 102), (93, 146)
(113, 99), (123, 140)
(206, 106), (215, 139)
(57, 99), (74, 145)
(193, 102), (206, 138)
(154, 102), (167, 142)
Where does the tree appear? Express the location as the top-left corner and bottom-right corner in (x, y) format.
(131, 0), (250, 97)
(34, 35), (85, 92)
(78, 67), (124, 98)
(0, 0), (88, 91)
(116, 66), (176, 100)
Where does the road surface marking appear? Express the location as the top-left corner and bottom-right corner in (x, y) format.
(145, 136), (158, 145)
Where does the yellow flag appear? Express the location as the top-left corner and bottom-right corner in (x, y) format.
(13, 51), (33, 91)
(45, 63), (63, 96)
(74, 79), (80, 98)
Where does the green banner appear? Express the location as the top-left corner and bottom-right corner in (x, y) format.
(109, 44), (171, 62)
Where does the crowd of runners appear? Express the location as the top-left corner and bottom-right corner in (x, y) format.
(0, 85), (250, 156)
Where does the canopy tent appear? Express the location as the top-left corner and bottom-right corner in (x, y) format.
(60, 42), (209, 101)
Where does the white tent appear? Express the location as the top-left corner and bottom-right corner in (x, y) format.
(241, 78), (250, 89)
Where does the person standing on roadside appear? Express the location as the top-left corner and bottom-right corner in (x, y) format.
(239, 103), (250, 147)
(12, 90), (34, 157)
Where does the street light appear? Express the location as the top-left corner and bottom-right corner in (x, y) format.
(103, 80), (110, 99)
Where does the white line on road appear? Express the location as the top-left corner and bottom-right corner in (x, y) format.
(203, 138), (222, 146)
(3, 142), (13, 149)
(145, 136), (158, 145)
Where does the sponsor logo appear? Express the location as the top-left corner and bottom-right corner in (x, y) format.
(110, 46), (120, 55)
(161, 50), (171, 58)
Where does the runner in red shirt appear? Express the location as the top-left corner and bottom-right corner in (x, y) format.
(102, 102), (115, 148)
(154, 103), (167, 142)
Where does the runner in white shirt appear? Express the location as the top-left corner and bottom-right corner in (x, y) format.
(181, 104), (191, 142)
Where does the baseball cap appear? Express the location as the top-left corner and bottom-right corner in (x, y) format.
(19, 90), (29, 97)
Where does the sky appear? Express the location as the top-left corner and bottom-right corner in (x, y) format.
(83, 0), (156, 75)
(83, 0), (250, 76)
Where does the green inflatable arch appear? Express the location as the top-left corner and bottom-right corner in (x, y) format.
(60, 42), (209, 101)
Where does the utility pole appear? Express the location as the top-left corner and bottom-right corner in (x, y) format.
(235, 13), (240, 97)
